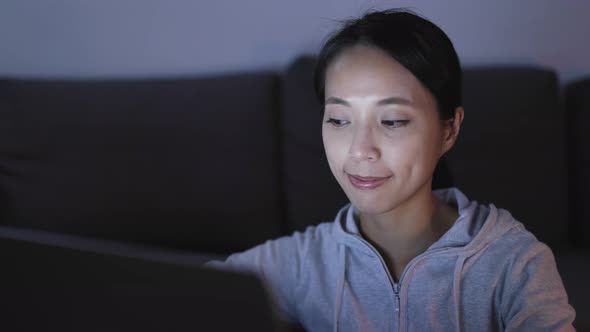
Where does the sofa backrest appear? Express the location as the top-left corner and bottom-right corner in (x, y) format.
(565, 78), (590, 249)
(0, 74), (283, 254)
(446, 67), (568, 249)
(281, 57), (349, 233)
(0, 64), (581, 254)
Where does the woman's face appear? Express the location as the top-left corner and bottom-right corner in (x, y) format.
(322, 45), (455, 215)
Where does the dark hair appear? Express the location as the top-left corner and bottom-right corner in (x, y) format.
(314, 9), (462, 120)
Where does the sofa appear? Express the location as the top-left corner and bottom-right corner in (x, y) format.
(1, 56), (589, 330)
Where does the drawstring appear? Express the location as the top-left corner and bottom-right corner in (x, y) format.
(453, 254), (467, 332)
(451, 206), (503, 332)
(333, 244), (346, 332)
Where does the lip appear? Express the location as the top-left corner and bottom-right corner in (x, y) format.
(347, 174), (391, 190)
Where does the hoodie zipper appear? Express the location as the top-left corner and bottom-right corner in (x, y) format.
(353, 235), (453, 331)
(353, 235), (399, 330)
(394, 283), (400, 314)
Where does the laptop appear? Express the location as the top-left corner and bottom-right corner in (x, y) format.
(0, 226), (289, 332)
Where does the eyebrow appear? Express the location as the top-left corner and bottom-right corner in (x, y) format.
(324, 97), (350, 106)
(324, 96), (412, 106)
(376, 96), (412, 106)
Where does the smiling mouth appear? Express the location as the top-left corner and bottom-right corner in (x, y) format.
(347, 174), (392, 190)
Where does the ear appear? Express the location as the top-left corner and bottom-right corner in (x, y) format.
(441, 106), (464, 155)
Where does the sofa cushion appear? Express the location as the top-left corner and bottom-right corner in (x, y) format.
(554, 252), (590, 330)
(281, 57), (349, 233)
(565, 78), (590, 249)
(0, 74), (282, 254)
(446, 67), (567, 249)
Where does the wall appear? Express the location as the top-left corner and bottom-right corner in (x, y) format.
(0, 0), (588, 82)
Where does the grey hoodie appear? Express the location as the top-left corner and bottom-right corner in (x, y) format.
(207, 188), (575, 331)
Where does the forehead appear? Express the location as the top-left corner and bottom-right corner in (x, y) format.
(324, 45), (430, 103)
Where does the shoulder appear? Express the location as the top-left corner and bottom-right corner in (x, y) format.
(487, 207), (550, 260)
(494, 217), (559, 286)
(498, 241), (574, 329)
(204, 221), (342, 323)
(459, 204), (575, 328)
(478, 209), (574, 328)
(469, 206), (553, 275)
(207, 221), (339, 274)
(264, 221), (338, 255)
(460, 204), (559, 289)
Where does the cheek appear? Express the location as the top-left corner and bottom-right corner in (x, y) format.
(420, 124), (446, 162)
(322, 130), (348, 173)
(382, 142), (420, 175)
(407, 117), (445, 156)
(384, 130), (441, 173)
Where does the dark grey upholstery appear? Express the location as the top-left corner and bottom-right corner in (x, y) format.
(446, 67), (568, 249)
(555, 252), (590, 330)
(565, 78), (590, 249)
(0, 74), (282, 254)
(281, 57), (349, 232)
(0, 63), (579, 252)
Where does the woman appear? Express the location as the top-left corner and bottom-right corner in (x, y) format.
(208, 9), (575, 331)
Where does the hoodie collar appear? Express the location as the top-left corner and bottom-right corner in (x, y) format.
(333, 188), (497, 252)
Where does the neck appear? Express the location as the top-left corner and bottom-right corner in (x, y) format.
(359, 184), (457, 280)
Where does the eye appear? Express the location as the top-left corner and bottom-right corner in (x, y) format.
(325, 118), (350, 128)
(381, 120), (409, 128)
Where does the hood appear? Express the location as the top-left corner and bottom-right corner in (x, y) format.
(332, 187), (519, 255)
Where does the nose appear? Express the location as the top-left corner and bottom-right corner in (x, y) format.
(348, 125), (380, 162)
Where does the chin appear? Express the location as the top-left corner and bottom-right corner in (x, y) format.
(347, 193), (400, 216)
(343, 181), (421, 217)
(354, 202), (397, 216)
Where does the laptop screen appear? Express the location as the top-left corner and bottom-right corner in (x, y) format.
(0, 226), (286, 332)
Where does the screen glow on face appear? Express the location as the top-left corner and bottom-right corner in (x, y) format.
(322, 45), (448, 216)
